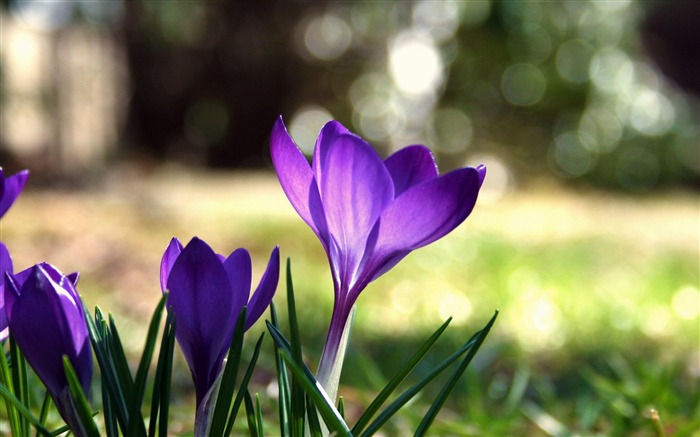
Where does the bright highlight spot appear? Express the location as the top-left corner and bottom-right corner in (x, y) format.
(672, 286), (700, 320)
(437, 291), (472, 325)
(289, 106), (334, 155)
(428, 107), (472, 154)
(389, 32), (443, 96)
(501, 63), (546, 107)
(470, 154), (513, 203)
(303, 14), (352, 61)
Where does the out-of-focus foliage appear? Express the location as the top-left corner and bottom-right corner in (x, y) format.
(2, 0), (698, 190)
(284, 0), (699, 192)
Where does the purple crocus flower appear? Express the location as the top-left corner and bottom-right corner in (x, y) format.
(160, 237), (279, 426)
(270, 116), (485, 400)
(0, 168), (28, 340)
(0, 168), (29, 219)
(4, 263), (91, 433)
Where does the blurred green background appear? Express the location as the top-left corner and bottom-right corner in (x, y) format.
(1, 0), (698, 435)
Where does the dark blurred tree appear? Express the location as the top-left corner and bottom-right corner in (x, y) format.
(120, 0), (312, 168)
(641, 1), (700, 98)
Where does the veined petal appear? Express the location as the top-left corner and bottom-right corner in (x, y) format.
(365, 167), (483, 282)
(245, 246), (280, 330)
(312, 120), (350, 189)
(166, 238), (236, 404)
(0, 169), (29, 218)
(160, 238), (183, 292)
(320, 134), (394, 289)
(222, 247), (252, 324)
(384, 145), (439, 197)
(270, 117), (328, 240)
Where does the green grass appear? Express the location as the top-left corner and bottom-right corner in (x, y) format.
(1, 170), (697, 435)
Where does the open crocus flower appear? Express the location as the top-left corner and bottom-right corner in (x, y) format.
(270, 116), (485, 401)
(4, 263), (91, 434)
(0, 168), (29, 219)
(160, 237), (279, 431)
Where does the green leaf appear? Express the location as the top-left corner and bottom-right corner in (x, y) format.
(224, 332), (266, 437)
(306, 395), (322, 437)
(62, 355), (101, 437)
(270, 302), (291, 437)
(38, 391), (52, 425)
(0, 383), (52, 436)
(128, 294), (167, 437)
(352, 317), (452, 435)
(266, 322), (351, 436)
(108, 314), (136, 396)
(0, 344), (23, 437)
(148, 311), (176, 437)
(102, 378), (119, 437)
(209, 307), (247, 437)
(10, 336), (29, 437)
(244, 391), (259, 437)
(360, 312), (497, 437)
(414, 310), (498, 436)
(255, 393), (264, 436)
(84, 305), (130, 432)
(285, 258), (306, 437)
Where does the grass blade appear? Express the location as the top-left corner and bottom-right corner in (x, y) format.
(255, 393), (264, 436)
(223, 332), (266, 437)
(414, 311), (498, 436)
(244, 390), (260, 437)
(148, 312), (175, 437)
(133, 294), (167, 405)
(10, 336), (29, 437)
(270, 302), (291, 437)
(84, 305), (130, 432)
(209, 307), (247, 437)
(62, 356), (101, 437)
(127, 294), (167, 437)
(0, 345), (23, 437)
(267, 322), (351, 436)
(306, 395), (322, 437)
(285, 258), (306, 437)
(351, 317), (452, 435)
(0, 384), (51, 436)
(360, 312), (497, 437)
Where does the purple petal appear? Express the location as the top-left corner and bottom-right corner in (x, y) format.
(365, 167), (483, 283)
(0, 169), (29, 218)
(245, 246), (280, 330)
(0, 244), (13, 341)
(476, 164), (486, 186)
(1, 244), (14, 340)
(166, 237), (237, 405)
(160, 238), (183, 292)
(384, 145), (439, 197)
(312, 120), (350, 189)
(222, 248), (252, 326)
(7, 265), (91, 398)
(270, 117), (329, 242)
(319, 134), (394, 290)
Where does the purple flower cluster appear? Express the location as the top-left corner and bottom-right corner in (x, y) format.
(2, 169), (92, 431)
(0, 114), (485, 431)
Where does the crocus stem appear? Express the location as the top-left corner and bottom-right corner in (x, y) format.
(316, 304), (356, 405)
